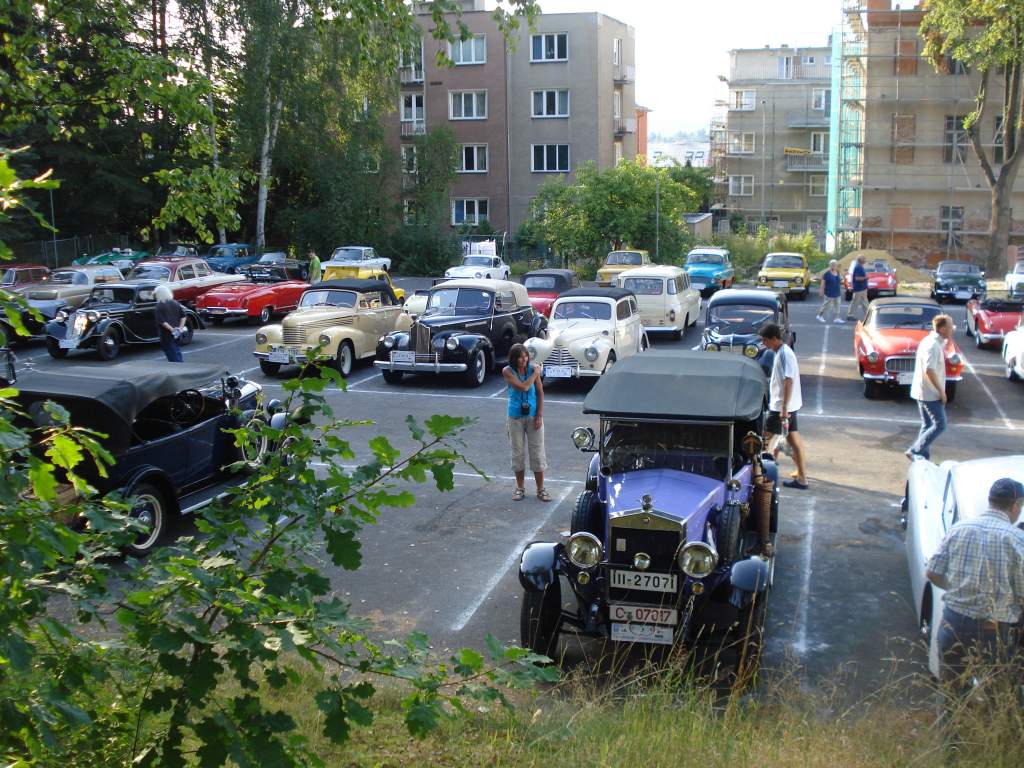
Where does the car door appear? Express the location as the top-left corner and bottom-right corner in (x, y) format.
(173, 264), (197, 301)
(375, 288), (403, 337)
(129, 288), (158, 340)
(613, 299), (632, 354)
(905, 461), (949, 625)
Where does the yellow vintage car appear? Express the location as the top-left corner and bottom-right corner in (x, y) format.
(595, 249), (650, 286)
(757, 252), (810, 300)
(319, 264), (405, 302)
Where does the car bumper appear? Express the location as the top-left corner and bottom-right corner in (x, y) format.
(977, 331), (1006, 343)
(934, 288), (983, 299)
(201, 307), (248, 317)
(644, 324), (682, 334)
(862, 372), (964, 384)
(254, 349), (310, 365)
(373, 359), (467, 373)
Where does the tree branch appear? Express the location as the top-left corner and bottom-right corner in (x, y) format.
(970, 68), (997, 187)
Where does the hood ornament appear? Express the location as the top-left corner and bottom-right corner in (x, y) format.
(640, 494), (653, 511)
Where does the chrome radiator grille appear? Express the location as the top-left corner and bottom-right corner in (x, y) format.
(283, 327), (306, 346)
(544, 347), (577, 366)
(885, 356), (915, 374)
(414, 324), (431, 354)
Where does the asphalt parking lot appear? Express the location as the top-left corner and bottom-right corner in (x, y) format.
(15, 278), (1023, 692)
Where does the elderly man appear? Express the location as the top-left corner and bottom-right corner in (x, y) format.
(844, 254), (870, 322)
(817, 259), (844, 324)
(907, 313), (953, 460)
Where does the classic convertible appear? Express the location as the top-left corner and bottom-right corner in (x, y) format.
(965, 295), (1024, 349)
(196, 262), (308, 324)
(700, 289), (793, 376)
(444, 255), (511, 281)
(1003, 319), (1024, 382)
(522, 269), (579, 318)
(519, 350), (778, 671)
(931, 260), (986, 303)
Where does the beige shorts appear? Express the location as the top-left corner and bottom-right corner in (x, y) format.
(507, 416), (547, 473)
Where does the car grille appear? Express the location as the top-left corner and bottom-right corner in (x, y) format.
(414, 324), (431, 354)
(607, 525), (682, 604)
(283, 327), (307, 346)
(885, 356), (915, 374)
(544, 347), (577, 366)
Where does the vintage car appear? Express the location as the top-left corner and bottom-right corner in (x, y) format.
(44, 282), (201, 360)
(1, 263), (50, 292)
(127, 257), (245, 304)
(756, 252), (810, 300)
(843, 259), (899, 300)
(902, 454), (1024, 678)
(73, 248), (148, 272)
(320, 263), (405, 302)
(1003, 319), (1024, 381)
(255, 278), (402, 377)
(683, 247), (735, 295)
(519, 350), (778, 668)
(965, 295), (1024, 349)
(524, 287), (646, 383)
(0, 289), (67, 345)
(328, 245), (391, 272)
(155, 243), (199, 258)
(13, 363), (270, 555)
(855, 297), (964, 400)
(23, 265), (124, 309)
(204, 242), (257, 273)
(931, 260), (986, 303)
(1006, 260), (1024, 295)
(196, 262), (308, 324)
(616, 265), (700, 340)
(700, 289), (793, 376)
(444, 254), (511, 281)
(375, 279), (546, 387)
(596, 249), (650, 287)
(522, 269), (580, 318)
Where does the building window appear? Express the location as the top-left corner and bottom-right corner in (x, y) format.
(614, 141), (623, 165)
(824, 55), (832, 66)
(532, 144), (570, 173)
(532, 89), (570, 118)
(802, 55), (816, 65)
(401, 145), (418, 174)
(809, 175), (827, 197)
(940, 205), (964, 249)
(449, 90), (487, 120)
(612, 90), (622, 120)
(944, 115), (968, 163)
(450, 34), (486, 65)
(403, 199), (417, 225)
(945, 56), (968, 75)
(399, 41), (422, 70)
(730, 90), (755, 111)
(891, 113), (916, 164)
(401, 93), (424, 122)
(363, 152), (380, 173)
(894, 39), (918, 75)
(811, 131), (828, 154)
(459, 144), (488, 173)
(778, 56), (793, 79)
(812, 88), (831, 111)
(729, 175), (754, 196)
(728, 132), (755, 154)
(531, 32), (568, 62)
(452, 198), (488, 226)
(613, 38), (622, 66)
(994, 115), (1005, 164)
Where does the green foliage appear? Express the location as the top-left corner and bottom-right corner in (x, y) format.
(665, 162), (714, 213)
(0, 149), (59, 262)
(692, 228), (825, 278)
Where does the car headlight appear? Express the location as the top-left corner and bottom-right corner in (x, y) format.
(948, 352), (962, 365)
(678, 541), (718, 579)
(565, 532), (603, 569)
(669, 310), (676, 321)
(528, 345), (537, 359)
(475, 272), (482, 278)
(445, 336), (459, 351)
(86, 311), (99, 322)
(759, 275), (767, 283)
(318, 334), (331, 347)
(55, 310), (67, 323)
(256, 332), (268, 345)
(979, 281), (987, 289)
(705, 342), (719, 352)
(866, 351), (879, 364)
(584, 346), (599, 362)
(743, 344), (759, 358)
(383, 336), (395, 349)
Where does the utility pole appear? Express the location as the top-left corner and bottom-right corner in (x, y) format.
(760, 98), (767, 225)
(655, 170), (661, 261)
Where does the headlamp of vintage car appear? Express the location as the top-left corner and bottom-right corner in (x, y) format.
(743, 343), (759, 358)
(678, 541), (719, 579)
(318, 334), (331, 347)
(528, 345), (538, 359)
(866, 351), (879, 364)
(445, 336), (459, 351)
(475, 272), (483, 279)
(86, 311), (100, 322)
(55, 310), (68, 323)
(383, 335), (395, 349)
(565, 532), (603, 569)
(584, 346), (599, 362)
(73, 313), (88, 333)
(758, 275), (767, 283)
(256, 332), (268, 345)
(571, 426), (596, 451)
(705, 342), (719, 352)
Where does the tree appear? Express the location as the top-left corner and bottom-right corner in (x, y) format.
(666, 162), (714, 213)
(922, 0), (1024, 273)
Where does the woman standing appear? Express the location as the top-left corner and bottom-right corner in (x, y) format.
(154, 284), (187, 362)
(503, 343), (549, 501)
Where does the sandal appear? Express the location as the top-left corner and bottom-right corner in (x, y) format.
(512, 487), (526, 501)
(537, 488), (551, 502)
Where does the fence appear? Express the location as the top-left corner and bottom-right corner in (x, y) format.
(9, 234), (136, 268)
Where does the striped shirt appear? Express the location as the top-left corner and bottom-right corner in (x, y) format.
(927, 509), (1024, 624)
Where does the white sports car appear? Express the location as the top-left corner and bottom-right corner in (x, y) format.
(327, 246), (391, 272)
(1005, 260), (1024, 295)
(1003, 321), (1024, 382)
(444, 255), (510, 281)
(902, 454), (1024, 677)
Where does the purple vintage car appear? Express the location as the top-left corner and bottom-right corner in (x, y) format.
(518, 350), (780, 673)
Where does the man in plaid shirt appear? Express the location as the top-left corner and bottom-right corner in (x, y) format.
(926, 478), (1024, 684)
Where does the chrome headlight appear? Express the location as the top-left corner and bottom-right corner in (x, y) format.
(571, 426), (595, 450)
(474, 272), (482, 278)
(86, 311), (99, 322)
(445, 336), (459, 351)
(758, 275), (767, 283)
(565, 532), (603, 569)
(584, 346), (599, 362)
(528, 345), (538, 359)
(743, 344), (759, 358)
(866, 351), (879, 364)
(678, 542), (719, 579)
(705, 342), (719, 352)
(383, 336), (395, 349)
(55, 310), (67, 323)
(318, 334), (331, 347)
(256, 332), (268, 345)
(948, 352), (962, 365)
(669, 310), (676, 321)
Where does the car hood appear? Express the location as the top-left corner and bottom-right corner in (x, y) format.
(605, 469), (738, 541)
(282, 307), (355, 329)
(685, 264), (726, 278)
(935, 273), (982, 286)
(445, 266), (493, 277)
(547, 320), (608, 346)
(759, 267), (806, 280)
(863, 327), (929, 355)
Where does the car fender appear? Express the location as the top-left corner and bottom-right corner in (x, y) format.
(905, 459), (947, 624)
(453, 333), (494, 361)
(257, 323), (283, 346)
(525, 336), (553, 362)
(95, 316), (127, 338)
(319, 326), (371, 356)
(120, 467), (180, 517)
(586, 453), (600, 491)
(185, 307), (205, 330)
(570, 335), (611, 365)
(519, 541), (562, 592)
(729, 557), (770, 608)
(44, 320), (67, 340)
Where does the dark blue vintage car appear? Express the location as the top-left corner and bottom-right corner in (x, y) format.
(700, 288), (794, 376)
(518, 350), (779, 672)
(204, 242), (257, 274)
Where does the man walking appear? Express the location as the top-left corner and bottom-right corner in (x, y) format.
(154, 284), (187, 363)
(845, 254), (870, 322)
(307, 249), (322, 284)
(759, 323), (808, 490)
(907, 313), (953, 460)
(817, 259), (844, 324)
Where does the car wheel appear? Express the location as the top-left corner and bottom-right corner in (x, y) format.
(570, 490), (602, 539)
(126, 482), (170, 556)
(716, 502), (742, 566)
(382, 369), (403, 385)
(334, 340), (354, 378)
(1009, 359), (1021, 382)
(96, 327), (121, 361)
(259, 305), (273, 324)
(520, 581), (561, 660)
(463, 349), (487, 388)
(601, 352), (617, 375)
(259, 360), (281, 376)
(46, 338), (68, 359)
(945, 381), (957, 403)
(863, 379), (881, 399)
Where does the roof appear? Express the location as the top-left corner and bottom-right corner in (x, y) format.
(708, 288), (783, 308)
(523, 269), (577, 278)
(584, 350), (767, 422)
(687, 247), (729, 255)
(869, 296), (939, 308)
(430, 278), (530, 306)
(557, 287), (634, 301)
(683, 213), (713, 224)
(617, 265), (685, 279)
(135, 257), (203, 266)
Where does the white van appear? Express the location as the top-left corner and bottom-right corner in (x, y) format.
(616, 265), (700, 340)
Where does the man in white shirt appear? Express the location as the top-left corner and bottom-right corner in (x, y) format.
(907, 313), (953, 460)
(759, 323), (808, 489)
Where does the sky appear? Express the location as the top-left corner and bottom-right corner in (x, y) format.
(512, 0), (844, 135)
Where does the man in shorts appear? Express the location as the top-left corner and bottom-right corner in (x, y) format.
(759, 322), (808, 489)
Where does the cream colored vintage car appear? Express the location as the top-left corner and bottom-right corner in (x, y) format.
(253, 278), (402, 377)
(23, 265), (125, 309)
(616, 265), (700, 340)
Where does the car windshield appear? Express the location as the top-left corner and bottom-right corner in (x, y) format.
(331, 248), (367, 261)
(869, 304), (941, 329)
(606, 251), (643, 266)
(621, 277), (664, 295)
(552, 300), (612, 321)
(426, 288), (493, 315)
(87, 287), (136, 305)
(981, 299), (1024, 313)
(524, 275), (558, 291)
(259, 253), (286, 263)
(461, 256), (494, 267)
(50, 270), (88, 285)
(764, 254), (804, 269)
(938, 262), (978, 274)
(157, 246), (192, 256)
(708, 303), (775, 328)
(869, 261), (894, 273)
(243, 266), (288, 282)
(298, 289), (356, 308)
(686, 252), (723, 265)
(208, 246), (234, 258)
(128, 264), (171, 281)
(603, 420), (732, 479)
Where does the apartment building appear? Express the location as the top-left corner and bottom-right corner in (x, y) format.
(715, 45), (833, 243)
(388, 0), (637, 237)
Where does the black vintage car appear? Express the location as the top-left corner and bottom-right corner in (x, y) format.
(0, 289), (66, 345)
(700, 288), (794, 376)
(13, 363), (269, 554)
(44, 282), (202, 360)
(931, 260), (986, 303)
(374, 278), (547, 387)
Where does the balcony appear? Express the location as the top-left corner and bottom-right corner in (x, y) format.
(399, 66), (424, 85)
(786, 153), (829, 171)
(400, 121), (426, 137)
(614, 64), (635, 84)
(614, 117), (636, 136)
(787, 110), (831, 128)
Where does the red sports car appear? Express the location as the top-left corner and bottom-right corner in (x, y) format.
(844, 259), (899, 300)
(195, 263), (308, 324)
(126, 257), (244, 303)
(965, 295), (1024, 349)
(522, 268), (579, 318)
(854, 297), (964, 401)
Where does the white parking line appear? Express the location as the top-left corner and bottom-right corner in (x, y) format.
(310, 461), (584, 487)
(258, 382), (583, 406)
(962, 357), (1016, 431)
(343, 369), (381, 390)
(790, 497), (816, 657)
(816, 325), (829, 415)
(487, 383), (506, 398)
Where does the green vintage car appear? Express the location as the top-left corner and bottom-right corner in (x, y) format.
(74, 248), (148, 271)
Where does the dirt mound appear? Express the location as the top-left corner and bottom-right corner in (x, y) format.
(830, 249), (932, 283)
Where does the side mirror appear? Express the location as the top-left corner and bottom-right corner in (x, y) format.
(571, 426), (596, 452)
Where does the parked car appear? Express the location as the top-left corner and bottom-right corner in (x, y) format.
(1002, 319), (1024, 381)
(0, 289), (66, 345)
(23, 265), (124, 309)
(328, 245), (391, 272)
(1006, 260), (1024, 296)
(854, 297), (964, 400)
(196, 262), (308, 324)
(843, 259), (898, 300)
(522, 269), (580, 318)
(616, 265), (700, 340)
(255, 279), (403, 377)
(0, 263), (49, 292)
(204, 243), (257, 274)
(902, 454), (1024, 678)
(519, 349), (778, 669)
(155, 243), (199, 258)
(965, 295), (1024, 349)
(320, 264), (405, 301)
(73, 248), (148, 272)
(444, 255), (511, 281)
(12, 362), (270, 555)
(524, 287), (646, 383)
(701, 289), (793, 377)
(756, 252), (810, 300)
(44, 282), (201, 360)
(596, 249), (650, 286)
(931, 260), (986, 303)
(127, 257), (245, 304)
(375, 279), (546, 387)
(683, 248), (735, 295)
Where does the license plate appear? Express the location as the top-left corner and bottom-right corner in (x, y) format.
(209, 307), (226, 314)
(610, 622), (674, 646)
(268, 349), (291, 364)
(897, 371), (914, 386)
(691, 282), (705, 291)
(543, 365), (575, 378)
(391, 351), (415, 364)
(955, 290), (971, 300)
(609, 569), (677, 593)
(773, 280), (789, 288)
(59, 338), (78, 349)
(609, 604), (677, 626)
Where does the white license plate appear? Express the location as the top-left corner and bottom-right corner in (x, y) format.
(610, 622), (674, 646)
(609, 569), (677, 593)
(955, 290), (971, 300)
(691, 282), (705, 291)
(268, 350), (291, 364)
(59, 338), (78, 349)
(897, 371), (914, 386)
(543, 365), (575, 378)
(773, 280), (790, 288)
(609, 604), (677, 626)
(391, 351), (416, 364)
(208, 307), (227, 314)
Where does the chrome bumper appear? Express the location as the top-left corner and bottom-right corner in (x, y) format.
(201, 307), (247, 316)
(253, 351), (310, 364)
(373, 359), (467, 373)
(644, 324), (682, 333)
(863, 372), (964, 383)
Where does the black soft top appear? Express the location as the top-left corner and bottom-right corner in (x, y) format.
(557, 287), (634, 301)
(707, 288), (783, 308)
(583, 350), (766, 422)
(309, 279), (397, 302)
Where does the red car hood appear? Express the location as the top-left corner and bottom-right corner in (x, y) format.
(528, 293), (557, 317)
(863, 327), (928, 356)
(977, 309), (1023, 333)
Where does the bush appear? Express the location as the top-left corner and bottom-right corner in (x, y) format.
(687, 229), (826, 279)
(385, 225), (462, 277)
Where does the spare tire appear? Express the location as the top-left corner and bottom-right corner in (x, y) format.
(716, 502), (742, 566)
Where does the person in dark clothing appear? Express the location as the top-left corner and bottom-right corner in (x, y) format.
(154, 284), (187, 362)
(845, 255), (870, 322)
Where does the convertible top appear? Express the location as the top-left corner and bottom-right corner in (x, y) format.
(557, 287), (634, 302)
(311, 279), (398, 303)
(583, 350), (767, 422)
